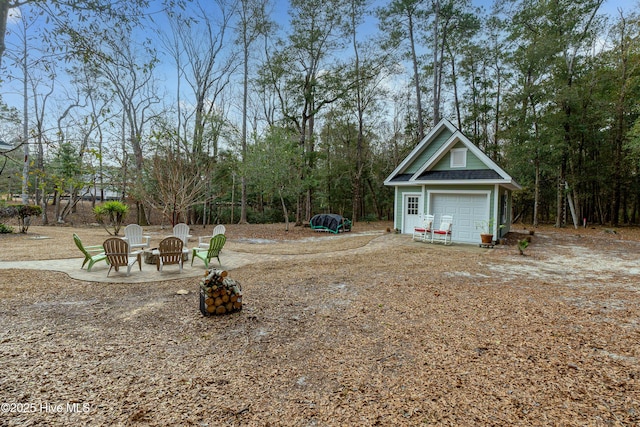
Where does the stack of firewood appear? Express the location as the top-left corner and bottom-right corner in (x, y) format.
(199, 269), (242, 316)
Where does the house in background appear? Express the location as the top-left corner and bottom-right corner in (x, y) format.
(0, 140), (14, 152)
(384, 118), (521, 244)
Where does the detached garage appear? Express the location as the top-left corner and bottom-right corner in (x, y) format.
(384, 119), (521, 244)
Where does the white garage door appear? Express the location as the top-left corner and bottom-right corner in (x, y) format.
(430, 193), (489, 244)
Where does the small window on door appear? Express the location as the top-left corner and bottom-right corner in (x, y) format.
(450, 148), (467, 168)
(406, 196), (419, 215)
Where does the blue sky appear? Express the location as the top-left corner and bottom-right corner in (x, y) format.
(2, 0), (639, 125)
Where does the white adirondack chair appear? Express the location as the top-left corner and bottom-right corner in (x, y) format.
(172, 223), (191, 258)
(172, 223), (191, 246)
(199, 224), (226, 248)
(123, 224), (151, 251)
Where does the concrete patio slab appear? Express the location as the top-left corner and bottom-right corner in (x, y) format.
(0, 248), (259, 283)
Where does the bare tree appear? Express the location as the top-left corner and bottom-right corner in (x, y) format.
(146, 151), (211, 226)
(91, 34), (162, 224)
(170, 0), (238, 160)
(0, 0), (152, 69)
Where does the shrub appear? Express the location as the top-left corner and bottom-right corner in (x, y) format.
(0, 205), (42, 233)
(247, 207), (289, 224)
(0, 223), (13, 234)
(0, 206), (16, 219)
(362, 213), (378, 222)
(16, 205), (42, 233)
(518, 239), (529, 255)
(94, 201), (129, 236)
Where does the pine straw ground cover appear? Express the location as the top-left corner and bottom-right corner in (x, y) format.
(0, 221), (639, 426)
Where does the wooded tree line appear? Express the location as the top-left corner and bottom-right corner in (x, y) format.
(0, 0), (638, 227)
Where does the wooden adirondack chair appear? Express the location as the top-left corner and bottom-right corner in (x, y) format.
(103, 238), (142, 277)
(154, 236), (184, 272)
(192, 234), (226, 269)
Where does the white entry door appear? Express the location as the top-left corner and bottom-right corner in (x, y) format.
(430, 193), (489, 243)
(402, 194), (422, 234)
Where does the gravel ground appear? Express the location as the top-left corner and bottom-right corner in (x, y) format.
(0, 219), (639, 426)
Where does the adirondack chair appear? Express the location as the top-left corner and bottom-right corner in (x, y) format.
(73, 233), (108, 271)
(412, 214), (434, 242)
(432, 215), (453, 245)
(123, 224), (150, 251)
(103, 238), (142, 277)
(153, 236), (184, 272)
(172, 223), (192, 258)
(172, 223), (191, 247)
(192, 234), (226, 269)
(198, 224), (226, 248)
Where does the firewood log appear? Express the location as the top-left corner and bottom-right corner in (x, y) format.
(210, 269), (228, 278)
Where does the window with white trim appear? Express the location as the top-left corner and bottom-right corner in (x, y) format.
(501, 191), (508, 223)
(406, 196), (419, 215)
(450, 148), (467, 168)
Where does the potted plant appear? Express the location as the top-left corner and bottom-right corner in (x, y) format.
(517, 238), (529, 255)
(475, 218), (503, 244)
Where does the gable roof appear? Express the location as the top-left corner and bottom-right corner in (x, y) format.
(384, 118), (521, 190)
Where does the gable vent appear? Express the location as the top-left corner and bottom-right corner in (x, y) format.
(450, 148), (467, 168)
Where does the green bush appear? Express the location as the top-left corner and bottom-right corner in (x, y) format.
(362, 213), (378, 222)
(247, 207), (295, 224)
(0, 205), (43, 233)
(94, 201), (129, 236)
(16, 205), (42, 233)
(0, 223), (13, 234)
(518, 238), (530, 255)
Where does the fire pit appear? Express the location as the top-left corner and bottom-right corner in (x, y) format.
(143, 248), (188, 265)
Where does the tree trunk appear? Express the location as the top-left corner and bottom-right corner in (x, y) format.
(279, 187), (289, 232)
(0, 3), (8, 69)
(533, 157), (540, 228)
(239, 28), (249, 225)
(432, 0), (441, 124)
(366, 178), (380, 220)
(351, 7), (363, 224)
(408, 13), (424, 140)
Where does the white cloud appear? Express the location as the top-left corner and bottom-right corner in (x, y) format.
(7, 7), (22, 25)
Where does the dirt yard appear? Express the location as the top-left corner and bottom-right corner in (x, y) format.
(0, 214), (639, 426)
